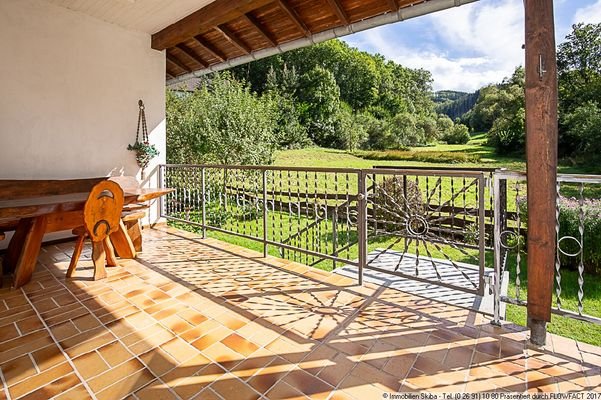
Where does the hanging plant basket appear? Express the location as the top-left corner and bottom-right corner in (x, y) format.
(128, 99), (159, 171)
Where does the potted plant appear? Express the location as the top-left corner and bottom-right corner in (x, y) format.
(128, 100), (159, 178)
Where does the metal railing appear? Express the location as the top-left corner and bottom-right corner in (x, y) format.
(159, 164), (491, 291)
(493, 170), (601, 325)
(160, 164), (363, 272)
(159, 164), (601, 326)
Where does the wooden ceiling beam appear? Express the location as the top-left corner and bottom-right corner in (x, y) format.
(241, 13), (277, 47)
(166, 53), (192, 72)
(275, 0), (310, 37)
(192, 36), (226, 62)
(325, 0), (350, 24)
(215, 25), (252, 54)
(175, 44), (208, 68)
(151, 0), (272, 50)
(386, 0), (398, 11)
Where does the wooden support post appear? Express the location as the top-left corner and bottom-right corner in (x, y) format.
(524, 0), (558, 346)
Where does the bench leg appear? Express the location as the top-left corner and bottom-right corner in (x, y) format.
(110, 220), (136, 259)
(3, 219), (32, 276)
(13, 216), (48, 289)
(125, 220), (143, 253)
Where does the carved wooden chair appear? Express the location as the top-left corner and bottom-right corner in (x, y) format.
(66, 181), (124, 280)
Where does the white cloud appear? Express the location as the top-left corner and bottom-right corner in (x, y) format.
(344, 0), (526, 92)
(573, 0), (601, 24)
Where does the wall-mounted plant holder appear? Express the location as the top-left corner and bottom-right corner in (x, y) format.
(127, 99), (159, 180)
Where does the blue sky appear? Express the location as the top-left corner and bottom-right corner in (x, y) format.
(343, 0), (601, 92)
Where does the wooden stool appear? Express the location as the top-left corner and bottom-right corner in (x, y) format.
(66, 181), (124, 280)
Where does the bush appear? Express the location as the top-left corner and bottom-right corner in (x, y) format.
(372, 178), (423, 232)
(557, 197), (601, 275)
(518, 195), (601, 275)
(353, 149), (481, 163)
(442, 124), (470, 144)
(488, 129), (524, 154)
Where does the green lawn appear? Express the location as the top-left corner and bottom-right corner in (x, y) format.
(275, 133), (527, 170)
(168, 135), (601, 346)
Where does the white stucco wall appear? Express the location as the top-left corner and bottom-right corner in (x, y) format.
(0, 0), (167, 245)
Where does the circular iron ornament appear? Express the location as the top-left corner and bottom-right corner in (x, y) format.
(557, 236), (583, 257)
(234, 276), (253, 283)
(288, 201), (302, 214)
(347, 211), (359, 225)
(406, 215), (429, 236)
(316, 205), (328, 219)
(212, 267), (230, 274)
(499, 230), (520, 250)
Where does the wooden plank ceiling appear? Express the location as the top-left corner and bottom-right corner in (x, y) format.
(152, 0), (426, 81)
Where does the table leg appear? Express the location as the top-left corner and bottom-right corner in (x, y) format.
(13, 216), (48, 288)
(110, 220), (136, 259)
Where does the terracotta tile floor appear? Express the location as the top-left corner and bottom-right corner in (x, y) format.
(0, 226), (599, 399)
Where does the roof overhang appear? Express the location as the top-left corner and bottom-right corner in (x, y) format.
(153, 0), (478, 86)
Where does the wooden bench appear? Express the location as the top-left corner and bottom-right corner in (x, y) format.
(109, 176), (148, 252)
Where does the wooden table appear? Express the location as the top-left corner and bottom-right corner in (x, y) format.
(0, 187), (173, 288)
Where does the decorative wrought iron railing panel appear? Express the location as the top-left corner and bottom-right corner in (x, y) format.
(361, 169), (488, 295)
(492, 171), (601, 325)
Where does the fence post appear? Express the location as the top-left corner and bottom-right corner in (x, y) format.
(263, 170), (268, 257)
(357, 171), (367, 285)
(332, 209), (338, 270)
(201, 167), (206, 239)
(492, 171), (502, 326)
(158, 165), (165, 219)
(478, 173), (486, 296)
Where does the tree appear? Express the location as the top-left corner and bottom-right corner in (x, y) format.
(442, 124), (470, 145)
(558, 23), (601, 157)
(562, 102), (601, 157)
(436, 114), (454, 138)
(335, 103), (368, 151)
(469, 67), (525, 153)
(389, 112), (424, 148)
(297, 66), (341, 147)
(264, 65), (309, 148)
(166, 73), (277, 165)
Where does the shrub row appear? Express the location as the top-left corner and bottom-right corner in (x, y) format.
(353, 150), (481, 164)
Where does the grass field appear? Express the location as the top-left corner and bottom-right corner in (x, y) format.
(169, 134), (601, 345)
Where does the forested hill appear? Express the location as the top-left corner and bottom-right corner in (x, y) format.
(434, 90), (480, 120)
